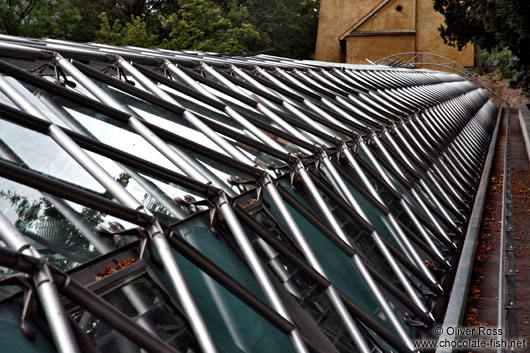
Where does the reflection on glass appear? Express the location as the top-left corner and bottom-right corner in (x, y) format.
(72, 276), (200, 353)
(247, 207), (367, 353)
(0, 178), (138, 270)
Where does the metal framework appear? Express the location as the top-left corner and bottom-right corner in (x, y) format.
(0, 35), (501, 353)
(375, 52), (505, 103)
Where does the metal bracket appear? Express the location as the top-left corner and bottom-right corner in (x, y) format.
(29, 61), (75, 88)
(404, 312), (429, 329)
(0, 272), (37, 339)
(228, 174), (261, 195)
(101, 64), (136, 85)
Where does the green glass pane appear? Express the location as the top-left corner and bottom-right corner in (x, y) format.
(168, 214), (295, 353)
(0, 178), (137, 270)
(263, 182), (411, 337)
(73, 276), (200, 353)
(0, 302), (56, 353)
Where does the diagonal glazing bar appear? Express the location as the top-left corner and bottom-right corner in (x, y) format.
(0, 71), (220, 353)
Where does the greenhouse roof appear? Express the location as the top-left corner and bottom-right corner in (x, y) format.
(0, 34), (499, 353)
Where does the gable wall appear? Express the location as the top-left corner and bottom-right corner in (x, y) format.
(315, 0), (475, 68)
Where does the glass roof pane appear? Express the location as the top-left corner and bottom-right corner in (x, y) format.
(268, 178), (415, 338)
(72, 275), (201, 353)
(171, 214), (295, 353)
(0, 178), (138, 270)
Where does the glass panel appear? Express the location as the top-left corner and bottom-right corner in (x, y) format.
(0, 118), (105, 194)
(0, 301), (57, 353)
(22, 82), (248, 194)
(356, 149), (449, 257)
(246, 206), (372, 353)
(357, 146), (426, 217)
(265, 181), (414, 338)
(0, 178), (137, 270)
(0, 115), (190, 223)
(331, 173), (432, 292)
(72, 276), (201, 353)
(156, 82), (299, 162)
(325, 166), (402, 253)
(173, 214), (267, 301)
(169, 214), (295, 353)
(348, 159), (430, 255)
(286, 174), (398, 285)
(82, 149), (199, 224)
(92, 77), (289, 167)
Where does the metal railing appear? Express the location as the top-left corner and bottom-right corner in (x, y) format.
(498, 103), (517, 352)
(375, 52), (505, 103)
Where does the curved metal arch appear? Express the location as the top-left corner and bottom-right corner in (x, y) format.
(375, 52), (504, 102)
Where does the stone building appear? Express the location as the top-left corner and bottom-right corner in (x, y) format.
(315, 0), (475, 67)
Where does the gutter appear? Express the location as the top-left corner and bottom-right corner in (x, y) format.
(435, 104), (504, 353)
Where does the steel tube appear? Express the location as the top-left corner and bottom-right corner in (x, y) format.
(344, 147), (439, 286)
(294, 162), (415, 350)
(117, 58), (255, 166)
(148, 222), (219, 353)
(217, 197), (310, 353)
(358, 141), (449, 264)
(0, 212), (81, 353)
(264, 178), (371, 353)
(164, 61), (287, 153)
(0, 65), (219, 353)
(320, 156), (429, 315)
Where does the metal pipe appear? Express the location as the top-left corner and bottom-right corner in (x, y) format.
(163, 62), (391, 351)
(0, 75), (140, 208)
(274, 69), (368, 128)
(358, 141), (449, 266)
(164, 60), (288, 153)
(341, 147), (439, 286)
(294, 161), (416, 350)
(147, 221), (219, 353)
(115, 57), (256, 167)
(254, 67), (351, 131)
(230, 65), (336, 146)
(263, 176), (372, 353)
(372, 134), (456, 247)
(200, 63), (314, 146)
(0, 211), (81, 353)
(54, 54), (234, 195)
(217, 195), (310, 353)
(319, 154), (429, 315)
(0, 69), (220, 353)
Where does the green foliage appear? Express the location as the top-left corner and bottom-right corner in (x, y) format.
(433, 0), (530, 91)
(245, 0), (319, 59)
(95, 12), (158, 48)
(0, 0), (82, 39)
(159, 0), (268, 53)
(1, 0), (320, 58)
(0, 0), (36, 35)
(478, 47), (518, 84)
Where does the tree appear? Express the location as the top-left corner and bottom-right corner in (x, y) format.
(245, 0), (320, 59)
(0, 0), (36, 35)
(433, 0), (530, 90)
(0, 0), (82, 39)
(1, 0), (320, 59)
(95, 12), (158, 48)
(71, 0), (166, 42)
(160, 0), (268, 53)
